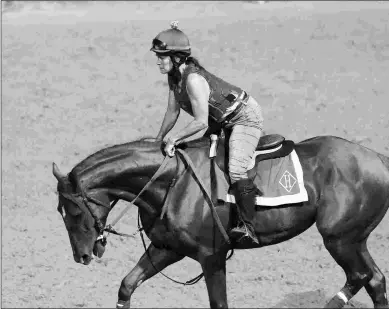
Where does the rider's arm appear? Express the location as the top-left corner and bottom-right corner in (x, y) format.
(156, 81), (181, 142)
(170, 73), (209, 144)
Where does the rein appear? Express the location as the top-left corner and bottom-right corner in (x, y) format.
(175, 148), (230, 243)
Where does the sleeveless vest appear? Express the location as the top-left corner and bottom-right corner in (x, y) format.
(172, 64), (244, 123)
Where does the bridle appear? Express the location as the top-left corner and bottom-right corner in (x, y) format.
(58, 147), (232, 285)
(58, 190), (114, 243)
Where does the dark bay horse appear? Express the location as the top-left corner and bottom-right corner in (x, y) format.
(52, 134), (389, 308)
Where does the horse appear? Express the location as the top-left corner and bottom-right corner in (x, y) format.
(52, 133), (389, 308)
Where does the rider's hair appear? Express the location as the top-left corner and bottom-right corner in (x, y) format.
(185, 56), (203, 69)
(168, 53), (204, 87)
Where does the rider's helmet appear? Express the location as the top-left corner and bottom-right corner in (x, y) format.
(150, 21), (191, 57)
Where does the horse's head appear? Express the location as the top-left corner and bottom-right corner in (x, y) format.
(52, 162), (108, 265)
(52, 138), (169, 265)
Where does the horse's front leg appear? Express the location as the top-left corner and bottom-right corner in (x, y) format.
(117, 243), (183, 309)
(200, 252), (228, 308)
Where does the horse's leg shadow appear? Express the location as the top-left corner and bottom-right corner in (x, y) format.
(269, 289), (370, 308)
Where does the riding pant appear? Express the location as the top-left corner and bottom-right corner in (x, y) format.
(224, 97), (264, 184)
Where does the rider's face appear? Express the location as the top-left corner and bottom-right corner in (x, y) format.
(156, 54), (173, 74)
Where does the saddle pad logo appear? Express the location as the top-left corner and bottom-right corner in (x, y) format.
(279, 170), (296, 192)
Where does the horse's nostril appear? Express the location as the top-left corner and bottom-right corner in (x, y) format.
(81, 254), (92, 264)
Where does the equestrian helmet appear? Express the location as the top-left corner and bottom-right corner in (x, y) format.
(150, 21), (191, 55)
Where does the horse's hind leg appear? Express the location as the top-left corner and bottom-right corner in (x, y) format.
(116, 243), (183, 309)
(361, 240), (388, 308)
(322, 238), (373, 308)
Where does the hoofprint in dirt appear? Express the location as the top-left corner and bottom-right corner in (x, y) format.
(2, 1), (389, 308)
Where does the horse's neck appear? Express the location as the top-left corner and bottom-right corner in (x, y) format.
(103, 152), (179, 217)
(97, 140), (213, 219)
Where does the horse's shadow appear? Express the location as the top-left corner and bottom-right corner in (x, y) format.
(270, 289), (370, 308)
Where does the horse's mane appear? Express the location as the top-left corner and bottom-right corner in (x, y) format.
(67, 135), (212, 190)
(69, 136), (158, 179)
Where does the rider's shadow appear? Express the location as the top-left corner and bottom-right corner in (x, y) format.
(270, 289), (370, 308)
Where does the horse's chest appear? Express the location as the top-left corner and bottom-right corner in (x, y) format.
(146, 221), (178, 249)
(146, 220), (196, 255)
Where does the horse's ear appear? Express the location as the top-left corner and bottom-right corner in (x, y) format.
(52, 162), (66, 182)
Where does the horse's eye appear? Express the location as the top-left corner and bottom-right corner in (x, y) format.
(64, 202), (83, 216)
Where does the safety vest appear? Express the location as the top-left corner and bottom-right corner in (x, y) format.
(173, 64), (245, 123)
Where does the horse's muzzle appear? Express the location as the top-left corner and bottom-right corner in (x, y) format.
(74, 253), (93, 265)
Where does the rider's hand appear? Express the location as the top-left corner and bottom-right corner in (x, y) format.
(163, 138), (176, 157)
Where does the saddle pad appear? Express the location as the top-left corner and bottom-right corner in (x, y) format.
(217, 150), (309, 207)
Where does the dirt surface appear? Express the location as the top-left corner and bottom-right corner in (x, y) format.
(2, 1), (389, 308)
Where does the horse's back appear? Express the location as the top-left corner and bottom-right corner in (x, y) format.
(297, 135), (387, 164)
(296, 135), (389, 192)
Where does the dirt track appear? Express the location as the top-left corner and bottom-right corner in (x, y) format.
(2, 1), (389, 308)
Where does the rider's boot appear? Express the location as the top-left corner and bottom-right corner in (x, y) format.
(229, 178), (261, 245)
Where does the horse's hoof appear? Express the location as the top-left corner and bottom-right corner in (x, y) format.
(116, 300), (131, 309)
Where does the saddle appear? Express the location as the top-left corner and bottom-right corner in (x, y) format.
(210, 131), (295, 183)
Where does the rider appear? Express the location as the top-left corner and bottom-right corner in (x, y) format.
(151, 21), (264, 245)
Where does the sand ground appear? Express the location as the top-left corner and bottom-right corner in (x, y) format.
(2, 1), (389, 308)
